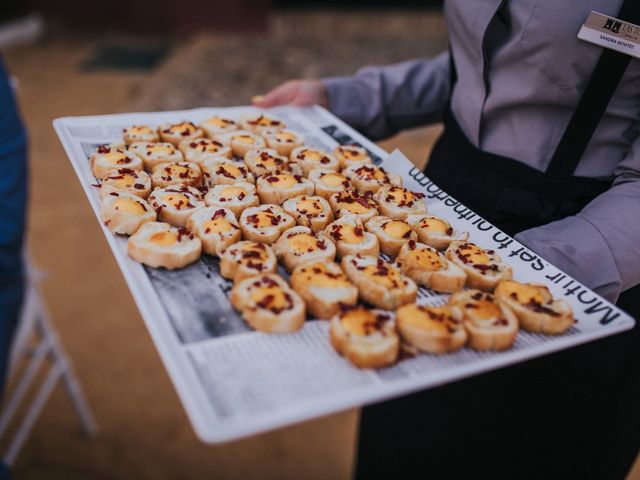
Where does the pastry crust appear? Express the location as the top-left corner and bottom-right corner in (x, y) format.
(150, 162), (202, 188)
(204, 182), (259, 218)
(148, 185), (205, 227)
(199, 115), (239, 138)
(308, 168), (355, 200)
(216, 130), (266, 158)
(178, 138), (232, 164)
(448, 289), (519, 351)
(290, 260), (358, 319)
(158, 121), (204, 146)
(396, 303), (467, 354)
(374, 186), (428, 220)
(343, 164), (402, 194)
(290, 146), (339, 175)
(128, 142), (184, 171)
(239, 113), (286, 135)
(186, 207), (241, 256)
(494, 280), (574, 335)
(128, 221), (202, 270)
(264, 130), (304, 157)
(406, 214), (469, 250)
(256, 172), (314, 205)
(396, 240), (466, 293)
(100, 191), (156, 235)
(91, 145), (143, 179)
(201, 159), (255, 187)
(230, 273), (305, 333)
(324, 215), (379, 259)
(445, 241), (513, 291)
(342, 254), (417, 310)
(99, 168), (152, 199)
(273, 225), (336, 272)
(329, 306), (399, 369)
(282, 195), (334, 232)
(333, 145), (372, 169)
(239, 204), (295, 244)
(364, 215), (416, 257)
(122, 125), (158, 145)
(329, 190), (379, 223)
(219, 240), (278, 282)
(243, 148), (289, 177)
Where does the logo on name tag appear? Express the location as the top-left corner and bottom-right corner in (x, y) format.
(578, 11), (640, 59)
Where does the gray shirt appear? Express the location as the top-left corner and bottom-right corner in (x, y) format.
(323, 0), (640, 302)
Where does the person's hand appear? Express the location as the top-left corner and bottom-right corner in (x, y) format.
(252, 79), (328, 109)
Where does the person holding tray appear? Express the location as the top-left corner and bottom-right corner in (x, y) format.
(255, 1), (640, 478)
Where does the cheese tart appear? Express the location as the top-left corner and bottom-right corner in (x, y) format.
(186, 207), (241, 256)
(324, 215), (379, 259)
(308, 168), (354, 200)
(199, 115), (239, 138)
(148, 185), (205, 227)
(329, 190), (379, 223)
(100, 168), (152, 199)
(290, 147), (339, 175)
(494, 280), (574, 335)
(220, 240), (278, 282)
(406, 214), (468, 250)
(374, 186), (427, 220)
(343, 164), (402, 194)
(201, 159), (255, 187)
(282, 195), (333, 232)
(396, 240), (466, 293)
(264, 130), (304, 157)
(273, 226), (336, 272)
(205, 182), (259, 218)
(216, 130), (266, 158)
(290, 261), (358, 319)
(239, 204), (295, 244)
(342, 254), (417, 310)
(128, 142), (183, 171)
(448, 290), (518, 351)
(128, 221), (202, 270)
(122, 125), (158, 145)
(158, 121), (204, 146)
(446, 241), (513, 291)
(256, 172), (314, 205)
(100, 191), (156, 235)
(243, 148), (289, 177)
(178, 138), (232, 164)
(329, 306), (399, 369)
(364, 216), (416, 257)
(91, 145), (143, 179)
(333, 145), (372, 169)
(150, 162), (202, 188)
(396, 303), (467, 354)
(239, 113), (286, 135)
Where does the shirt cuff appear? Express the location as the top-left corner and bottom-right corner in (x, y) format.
(322, 76), (369, 131)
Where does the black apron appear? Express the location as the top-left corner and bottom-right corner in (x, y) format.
(356, 3), (640, 479)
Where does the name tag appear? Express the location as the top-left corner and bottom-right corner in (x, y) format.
(578, 11), (640, 59)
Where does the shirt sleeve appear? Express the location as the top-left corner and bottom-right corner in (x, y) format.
(322, 51), (451, 140)
(515, 137), (640, 303)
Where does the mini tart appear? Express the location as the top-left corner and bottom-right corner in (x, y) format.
(216, 130), (266, 158)
(128, 142), (184, 171)
(150, 162), (202, 188)
(230, 274), (305, 333)
(128, 221), (202, 270)
(100, 191), (156, 235)
(244, 148), (289, 177)
(239, 113), (286, 135)
(290, 147), (339, 175)
(158, 121), (204, 146)
(374, 186), (427, 220)
(448, 290), (518, 351)
(342, 254), (417, 310)
(91, 145), (143, 179)
(204, 182), (259, 218)
(201, 159), (255, 187)
(329, 306), (399, 369)
(290, 261), (358, 319)
(445, 241), (513, 291)
(494, 280), (574, 335)
(99, 168), (152, 199)
(364, 216), (416, 258)
(324, 215), (379, 259)
(273, 226), (336, 272)
(308, 168), (354, 200)
(220, 240), (277, 282)
(406, 214), (469, 250)
(329, 190), (379, 223)
(256, 172), (314, 205)
(178, 138), (232, 164)
(343, 164), (402, 194)
(264, 130), (304, 157)
(396, 303), (467, 354)
(396, 240), (466, 293)
(199, 115), (239, 138)
(122, 125), (158, 145)
(282, 195), (334, 232)
(333, 145), (372, 169)
(239, 204), (295, 244)
(148, 185), (205, 227)
(186, 207), (241, 257)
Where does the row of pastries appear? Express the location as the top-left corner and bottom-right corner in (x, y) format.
(92, 112), (574, 369)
